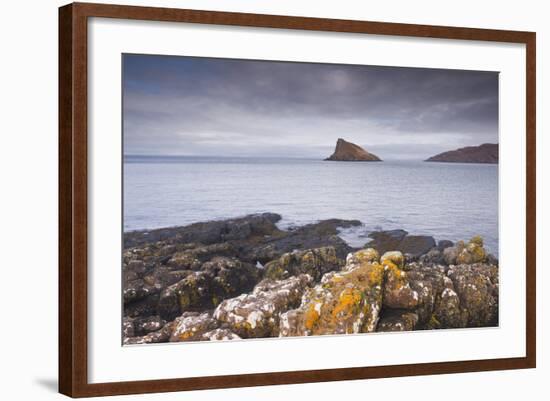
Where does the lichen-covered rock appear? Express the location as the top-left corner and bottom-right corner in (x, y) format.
(431, 276), (468, 328)
(279, 252), (385, 337)
(264, 247), (342, 282)
(122, 318), (135, 338)
(343, 248), (379, 270)
(447, 263), (498, 326)
(213, 274), (312, 338)
(381, 251), (421, 310)
(376, 311), (419, 332)
(456, 237), (486, 264)
(167, 243), (237, 270)
(123, 278), (161, 305)
(419, 248), (443, 265)
(201, 329), (241, 341)
(170, 312), (218, 342)
(157, 257), (260, 320)
(132, 316), (167, 336)
(443, 236), (487, 265)
(123, 321), (175, 345)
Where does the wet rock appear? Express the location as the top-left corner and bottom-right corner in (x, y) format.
(213, 274), (312, 338)
(365, 230), (408, 254)
(279, 251), (385, 336)
(170, 312), (218, 342)
(377, 310), (419, 332)
(399, 235), (437, 258)
(244, 219), (359, 263)
(124, 213), (283, 248)
(264, 246), (343, 282)
(366, 230), (435, 258)
(201, 329), (241, 341)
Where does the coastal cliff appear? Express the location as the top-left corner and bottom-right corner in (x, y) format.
(122, 214), (499, 344)
(426, 143), (498, 164)
(325, 138), (381, 161)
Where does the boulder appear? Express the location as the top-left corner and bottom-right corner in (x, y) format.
(443, 236), (487, 265)
(365, 230), (408, 254)
(430, 276), (468, 329)
(399, 235), (437, 258)
(123, 321), (175, 345)
(132, 316), (167, 336)
(447, 263), (498, 326)
(213, 274), (312, 338)
(381, 251), (421, 310)
(201, 329), (241, 341)
(167, 242), (237, 270)
(279, 250), (385, 337)
(243, 219), (360, 263)
(365, 230), (435, 259)
(157, 257), (260, 320)
(264, 246), (343, 282)
(376, 311), (419, 332)
(124, 213), (283, 249)
(170, 312), (218, 342)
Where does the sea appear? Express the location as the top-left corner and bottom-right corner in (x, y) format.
(124, 156), (499, 255)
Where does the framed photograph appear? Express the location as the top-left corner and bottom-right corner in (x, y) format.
(59, 2), (536, 397)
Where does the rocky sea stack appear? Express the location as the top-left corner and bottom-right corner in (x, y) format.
(325, 138), (381, 161)
(425, 143), (498, 164)
(122, 214), (499, 344)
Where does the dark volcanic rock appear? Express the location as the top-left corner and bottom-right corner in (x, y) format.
(324, 138), (382, 162)
(365, 230), (435, 258)
(242, 218), (360, 263)
(399, 235), (437, 258)
(124, 213), (282, 248)
(425, 143), (498, 164)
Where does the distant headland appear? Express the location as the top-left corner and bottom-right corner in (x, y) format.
(425, 143), (498, 164)
(324, 138), (382, 162)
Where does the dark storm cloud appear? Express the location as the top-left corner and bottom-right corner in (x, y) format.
(123, 54), (498, 159)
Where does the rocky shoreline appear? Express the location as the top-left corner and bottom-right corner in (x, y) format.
(123, 213), (499, 344)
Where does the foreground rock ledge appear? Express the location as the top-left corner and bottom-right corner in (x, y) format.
(122, 214), (499, 344)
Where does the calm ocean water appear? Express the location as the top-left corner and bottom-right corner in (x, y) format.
(124, 156), (499, 254)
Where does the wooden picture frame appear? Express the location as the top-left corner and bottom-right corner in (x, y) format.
(59, 2), (536, 397)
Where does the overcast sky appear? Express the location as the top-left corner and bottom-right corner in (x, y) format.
(123, 54), (498, 160)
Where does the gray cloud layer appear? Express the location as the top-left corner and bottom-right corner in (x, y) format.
(123, 54), (498, 160)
